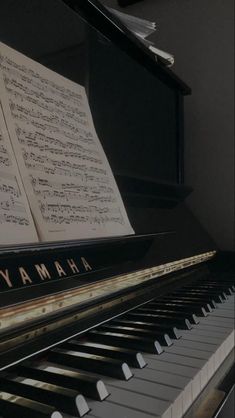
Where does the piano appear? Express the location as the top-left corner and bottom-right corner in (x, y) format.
(0, 1), (234, 417)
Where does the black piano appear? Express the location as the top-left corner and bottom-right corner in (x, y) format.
(0, 1), (234, 417)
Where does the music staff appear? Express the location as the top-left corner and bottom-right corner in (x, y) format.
(0, 44), (132, 240)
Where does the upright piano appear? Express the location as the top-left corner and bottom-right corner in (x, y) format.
(0, 1), (234, 417)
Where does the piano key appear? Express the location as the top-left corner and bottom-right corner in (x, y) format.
(0, 377), (88, 417)
(98, 324), (172, 346)
(171, 322), (233, 382)
(106, 375), (183, 418)
(48, 348), (132, 380)
(166, 294), (217, 308)
(125, 312), (192, 329)
(88, 388), (171, 418)
(217, 302), (235, 310)
(161, 294), (216, 306)
(99, 383), (173, 418)
(112, 318), (181, 339)
(186, 327), (229, 339)
(173, 339), (218, 353)
(0, 393), (63, 418)
(145, 356), (201, 400)
(88, 329), (163, 353)
(197, 321), (233, 336)
(63, 340), (146, 368)
(164, 345), (214, 382)
(179, 332), (223, 345)
(201, 316), (234, 327)
(197, 288), (233, 297)
(197, 279), (234, 287)
(150, 348), (209, 390)
(182, 283), (227, 300)
(145, 326), (234, 405)
(156, 298), (211, 314)
(179, 331), (230, 369)
(145, 351), (205, 369)
(180, 287), (228, 302)
(134, 367), (193, 414)
(147, 301), (205, 317)
(16, 363), (109, 401)
(212, 308), (235, 318)
(136, 307), (199, 324)
(89, 399), (160, 418)
(198, 285), (234, 295)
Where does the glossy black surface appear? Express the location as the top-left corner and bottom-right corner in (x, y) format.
(0, 0), (188, 189)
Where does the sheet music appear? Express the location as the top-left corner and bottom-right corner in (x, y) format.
(0, 42), (134, 241)
(0, 102), (38, 244)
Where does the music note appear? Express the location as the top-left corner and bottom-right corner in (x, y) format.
(0, 41), (134, 241)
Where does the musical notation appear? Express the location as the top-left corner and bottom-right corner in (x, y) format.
(0, 41), (133, 241)
(0, 172), (30, 231)
(0, 134), (11, 167)
(0, 115), (32, 236)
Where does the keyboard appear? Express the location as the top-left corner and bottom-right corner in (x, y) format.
(0, 274), (234, 418)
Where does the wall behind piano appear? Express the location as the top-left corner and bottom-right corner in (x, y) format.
(102, 0), (234, 252)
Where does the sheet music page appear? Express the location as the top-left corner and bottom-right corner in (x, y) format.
(0, 102), (38, 245)
(0, 42), (134, 241)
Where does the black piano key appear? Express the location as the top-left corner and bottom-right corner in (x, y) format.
(88, 330), (163, 354)
(136, 307), (199, 324)
(125, 312), (192, 329)
(193, 285), (233, 296)
(200, 285), (232, 296)
(48, 348), (133, 380)
(17, 364), (109, 401)
(98, 324), (172, 346)
(62, 340), (146, 368)
(195, 280), (233, 289)
(112, 318), (181, 339)
(175, 283), (225, 292)
(187, 287), (228, 297)
(199, 278), (235, 286)
(168, 293), (217, 307)
(147, 301), (205, 318)
(179, 288), (227, 302)
(0, 377), (89, 417)
(0, 394), (63, 418)
(158, 297), (213, 313)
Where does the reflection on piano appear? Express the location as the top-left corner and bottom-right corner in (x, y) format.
(0, 1), (234, 417)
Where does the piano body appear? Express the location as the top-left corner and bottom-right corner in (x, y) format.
(0, 1), (234, 417)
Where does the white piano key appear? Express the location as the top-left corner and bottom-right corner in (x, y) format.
(148, 351), (207, 394)
(107, 377), (182, 418)
(88, 289), (234, 418)
(164, 346), (212, 386)
(203, 317), (234, 326)
(185, 328), (229, 339)
(180, 333), (223, 345)
(145, 357), (198, 378)
(174, 339), (218, 353)
(212, 309), (235, 318)
(89, 399), (160, 418)
(197, 323), (231, 334)
(134, 367), (192, 414)
(104, 385), (172, 418)
(145, 357), (201, 401)
(218, 304), (235, 310)
(224, 330), (235, 356)
(146, 352), (205, 369)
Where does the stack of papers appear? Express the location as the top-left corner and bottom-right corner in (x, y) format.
(109, 7), (174, 67)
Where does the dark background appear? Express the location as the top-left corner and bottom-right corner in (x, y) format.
(0, 0), (233, 250)
(101, 0), (234, 251)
